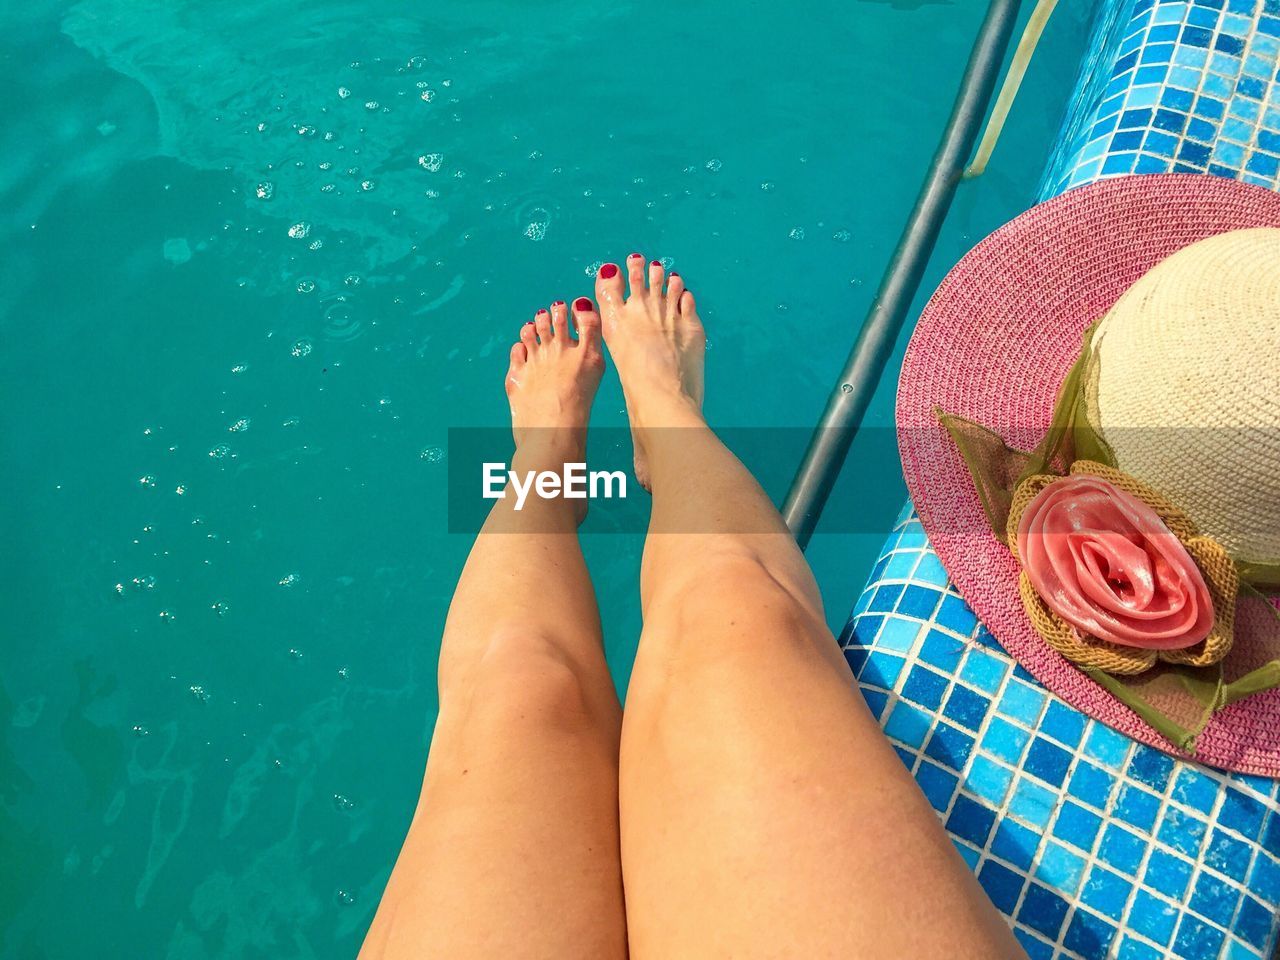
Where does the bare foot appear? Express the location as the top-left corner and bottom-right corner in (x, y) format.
(589, 254), (706, 490)
(504, 298), (605, 519)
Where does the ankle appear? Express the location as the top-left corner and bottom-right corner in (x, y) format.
(512, 428), (588, 471)
(625, 389), (703, 431)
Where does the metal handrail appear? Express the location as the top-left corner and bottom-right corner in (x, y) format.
(782, 0), (1024, 549)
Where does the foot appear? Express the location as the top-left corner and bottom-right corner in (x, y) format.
(504, 299), (605, 519)
(590, 254), (706, 490)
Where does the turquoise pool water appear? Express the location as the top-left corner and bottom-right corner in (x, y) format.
(2, 1), (1093, 953)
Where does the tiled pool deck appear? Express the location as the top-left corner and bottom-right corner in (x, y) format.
(843, 1), (1280, 957)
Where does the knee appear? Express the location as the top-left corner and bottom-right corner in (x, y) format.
(652, 544), (825, 632)
(441, 627), (600, 733)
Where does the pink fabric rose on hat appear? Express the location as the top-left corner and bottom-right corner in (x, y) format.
(1015, 474), (1214, 650)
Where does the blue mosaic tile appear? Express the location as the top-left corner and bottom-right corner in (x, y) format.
(1145, 848), (1195, 900)
(1064, 909), (1118, 957)
(979, 859), (1027, 913)
(1098, 823), (1148, 874)
(1036, 841), (1088, 894)
(967, 754), (1014, 805)
(947, 794), (997, 848)
(1025, 738), (1074, 786)
(916, 760), (960, 813)
(1127, 888), (1178, 946)
(1080, 864), (1134, 921)
(901, 665), (948, 710)
(1069, 761), (1118, 810)
(1020, 883), (1071, 939)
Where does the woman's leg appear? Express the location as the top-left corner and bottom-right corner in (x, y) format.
(361, 300), (627, 960)
(596, 256), (1023, 960)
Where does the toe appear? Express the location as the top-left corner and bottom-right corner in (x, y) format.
(534, 308), (553, 343)
(519, 321), (537, 351)
(681, 288), (697, 318)
(665, 271), (685, 319)
(595, 262), (625, 310)
(550, 300), (570, 343)
(625, 252), (647, 299)
(573, 296), (602, 347)
(648, 259), (665, 293)
(509, 341), (527, 367)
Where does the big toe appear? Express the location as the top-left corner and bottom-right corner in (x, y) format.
(595, 262), (625, 313)
(573, 296), (602, 346)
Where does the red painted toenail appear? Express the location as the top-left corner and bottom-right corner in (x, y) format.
(651, 260), (661, 267)
(629, 252), (642, 260)
(574, 297), (593, 311)
(599, 263), (618, 279)
(670, 271), (680, 278)
(553, 300), (565, 306)
(537, 309), (548, 315)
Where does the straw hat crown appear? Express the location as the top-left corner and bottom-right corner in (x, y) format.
(1088, 228), (1280, 564)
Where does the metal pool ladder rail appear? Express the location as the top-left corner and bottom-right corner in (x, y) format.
(783, 0), (1023, 549)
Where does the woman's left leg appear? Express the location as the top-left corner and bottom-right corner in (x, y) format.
(360, 300), (627, 960)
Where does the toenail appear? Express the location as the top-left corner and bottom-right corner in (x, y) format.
(574, 297), (593, 311)
(670, 271), (680, 278)
(599, 263), (618, 279)
(629, 252), (642, 260)
(553, 300), (565, 306)
(537, 309), (548, 315)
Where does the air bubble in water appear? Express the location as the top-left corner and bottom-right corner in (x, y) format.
(417, 153), (443, 172)
(209, 444), (231, 459)
(278, 573), (300, 587)
(705, 158), (722, 172)
(228, 418), (251, 433)
(760, 181), (776, 192)
(788, 227), (805, 240)
(832, 229), (852, 242)
(132, 724), (150, 737)
(287, 222), (311, 239)
(360, 180), (376, 191)
(291, 339), (313, 357)
(419, 446), (444, 463)
(255, 182), (274, 200)
(337, 86), (351, 99)
(297, 280), (316, 294)
(139, 475), (156, 487)
(211, 601), (228, 617)
(335, 890), (355, 906)
(333, 793), (355, 812)
(288, 647), (303, 659)
(231, 363), (249, 373)
(189, 685), (209, 703)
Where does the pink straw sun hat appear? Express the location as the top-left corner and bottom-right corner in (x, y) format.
(897, 174), (1280, 776)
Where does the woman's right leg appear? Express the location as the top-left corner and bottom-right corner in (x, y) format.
(361, 300), (627, 960)
(596, 256), (1024, 959)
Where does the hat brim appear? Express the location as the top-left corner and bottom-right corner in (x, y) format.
(897, 174), (1280, 776)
